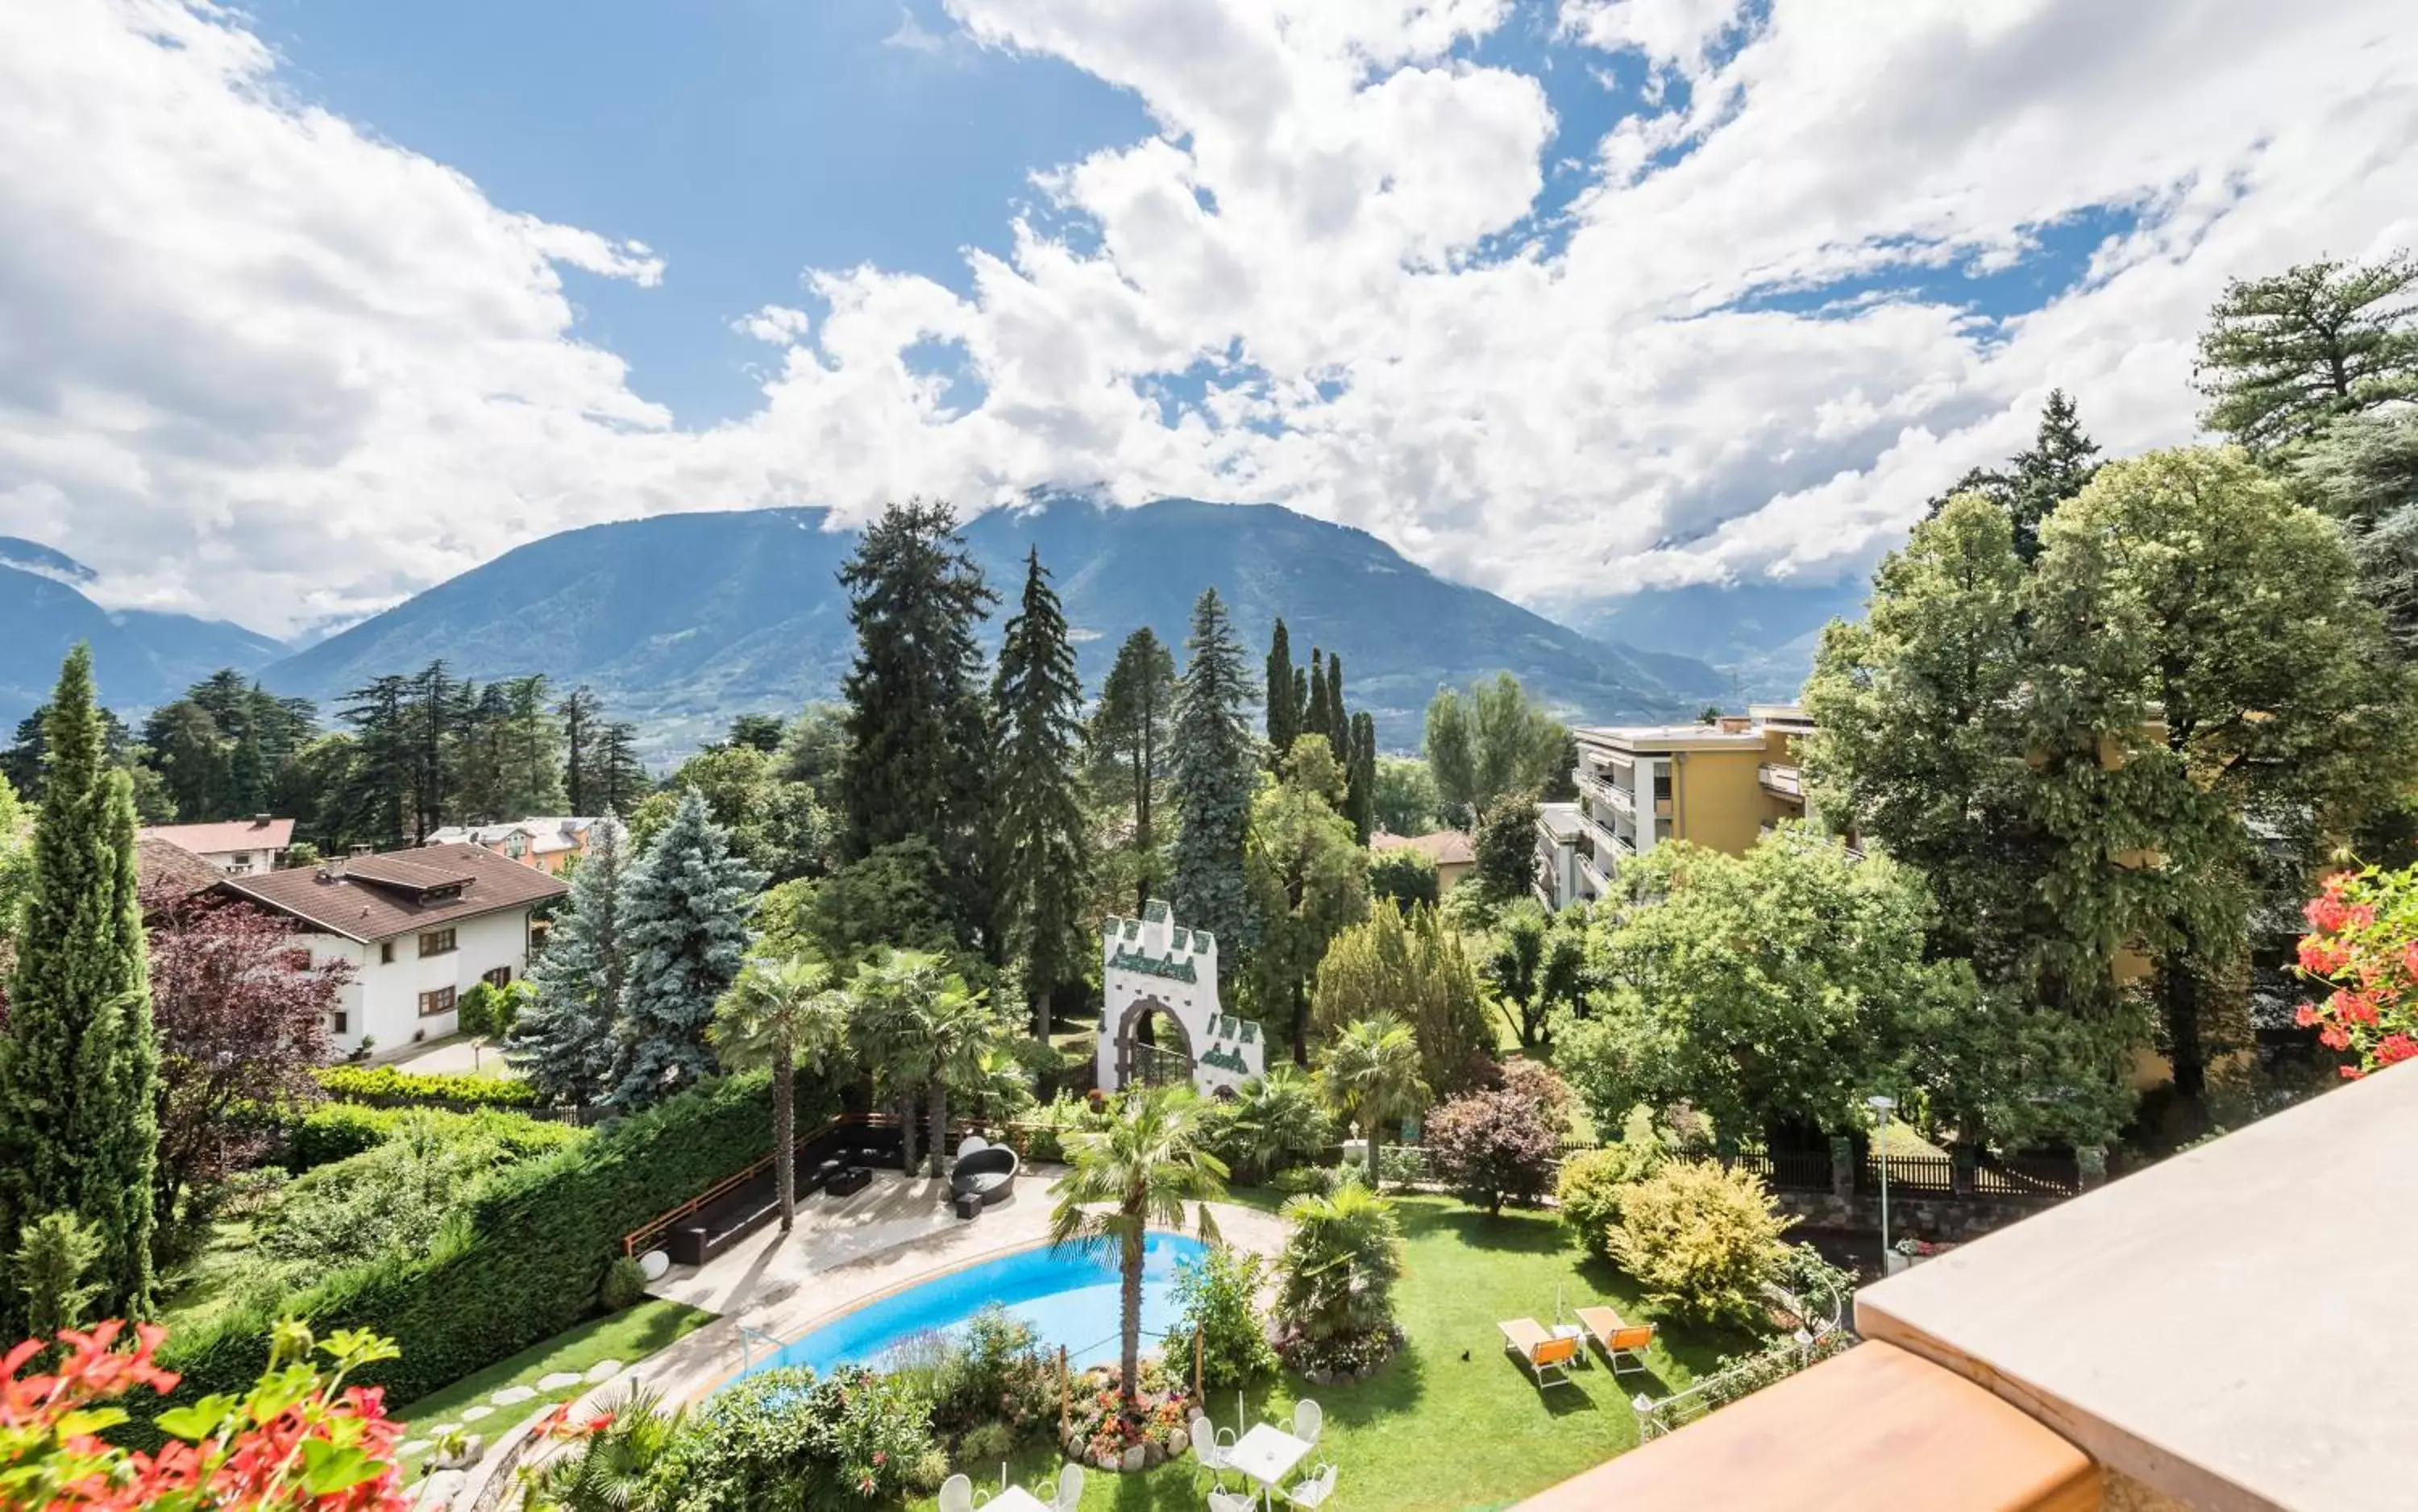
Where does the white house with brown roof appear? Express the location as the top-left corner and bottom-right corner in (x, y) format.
(422, 816), (600, 876)
(137, 816), (294, 875)
(215, 843), (567, 1054)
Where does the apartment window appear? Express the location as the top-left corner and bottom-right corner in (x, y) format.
(1652, 771), (1672, 801)
(418, 927), (458, 957)
(329, 1011), (348, 1036)
(418, 986), (456, 1018)
(379, 941), (396, 965)
(483, 966), (513, 990)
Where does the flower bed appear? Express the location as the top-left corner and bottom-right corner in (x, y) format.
(1057, 1360), (1195, 1472)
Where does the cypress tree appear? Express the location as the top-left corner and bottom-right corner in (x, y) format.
(1306, 653), (1330, 749)
(606, 790), (764, 1111)
(1170, 588), (1260, 953)
(1345, 711), (1377, 845)
(505, 815), (632, 1107)
(992, 550), (1093, 1036)
(1323, 653), (1348, 749)
(0, 646), (160, 1327)
(1265, 619), (1302, 758)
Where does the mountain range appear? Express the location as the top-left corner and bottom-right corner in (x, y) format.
(1, 500), (1856, 755)
(257, 498), (1733, 752)
(0, 538), (287, 733)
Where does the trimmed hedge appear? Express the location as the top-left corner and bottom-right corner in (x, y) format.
(159, 1070), (829, 1413)
(285, 1102), (584, 1173)
(317, 1063), (542, 1108)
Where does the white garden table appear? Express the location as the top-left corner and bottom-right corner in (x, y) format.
(983, 1485), (1049, 1512)
(1226, 1422), (1314, 1511)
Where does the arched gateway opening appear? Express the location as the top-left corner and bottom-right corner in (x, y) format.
(1113, 995), (1195, 1087)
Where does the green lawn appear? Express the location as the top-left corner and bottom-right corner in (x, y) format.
(389, 1300), (716, 1468)
(920, 1193), (1756, 1512)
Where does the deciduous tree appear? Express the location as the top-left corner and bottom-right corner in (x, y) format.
(1245, 736), (1369, 1065)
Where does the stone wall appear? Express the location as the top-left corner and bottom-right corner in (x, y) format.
(1773, 1188), (2062, 1245)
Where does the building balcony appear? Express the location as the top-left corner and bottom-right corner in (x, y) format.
(1577, 854), (1613, 897)
(1759, 762), (1805, 800)
(1581, 771), (1634, 816)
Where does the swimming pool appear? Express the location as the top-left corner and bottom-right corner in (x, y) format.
(743, 1232), (1211, 1379)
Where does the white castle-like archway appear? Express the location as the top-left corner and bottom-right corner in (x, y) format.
(1095, 900), (1265, 1098)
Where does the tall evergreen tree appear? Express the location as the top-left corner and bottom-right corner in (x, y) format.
(1306, 653), (1331, 750)
(1344, 711), (1377, 845)
(991, 550), (1093, 1036)
(1265, 620), (1302, 758)
(0, 646), (160, 1327)
(596, 722), (650, 816)
(559, 686), (602, 814)
(1246, 737), (1369, 1064)
(836, 501), (997, 940)
(606, 791), (764, 1111)
(336, 675), (413, 847)
(2196, 251), (2418, 455)
(1925, 390), (2104, 563)
(406, 660), (463, 841)
(1322, 653), (1348, 750)
(1091, 628), (1178, 916)
(505, 816), (633, 1107)
(1170, 588), (1260, 953)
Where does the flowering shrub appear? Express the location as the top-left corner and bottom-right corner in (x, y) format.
(1059, 1360), (1190, 1470)
(0, 1318), (407, 1510)
(2294, 866), (2418, 1078)
(648, 1364), (942, 1510)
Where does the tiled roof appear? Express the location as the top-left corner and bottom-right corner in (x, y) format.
(218, 841), (566, 942)
(1371, 829), (1476, 865)
(139, 816), (295, 854)
(135, 837), (225, 903)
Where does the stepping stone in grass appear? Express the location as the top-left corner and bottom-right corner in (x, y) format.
(399, 1441), (428, 1459)
(535, 1372), (584, 1392)
(460, 1405), (492, 1423)
(427, 1423), (462, 1437)
(491, 1386), (537, 1406)
(583, 1359), (624, 1384)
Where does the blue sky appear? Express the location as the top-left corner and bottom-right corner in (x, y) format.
(0, 0), (2411, 631)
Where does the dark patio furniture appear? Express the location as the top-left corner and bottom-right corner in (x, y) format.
(949, 1144), (1018, 1207)
(954, 1192), (983, 1220)
(827, 1165), (871, 1198)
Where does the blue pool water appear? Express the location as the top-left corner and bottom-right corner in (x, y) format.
(744, 1233), (1211, 1379)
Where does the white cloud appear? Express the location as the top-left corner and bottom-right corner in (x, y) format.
(3, 0), (2417, 638)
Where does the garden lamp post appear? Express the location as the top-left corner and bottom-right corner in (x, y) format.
(1867, 1095), (1896, 1270)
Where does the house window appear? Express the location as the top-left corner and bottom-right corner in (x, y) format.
(1652, 771), (1673, 800)
(330, 1011), (349, 1036)
(418, 987), (456, 1018)
(418, 927), (458, 957)
(380, 941), (396, 965)
(483, 966), (513, 990)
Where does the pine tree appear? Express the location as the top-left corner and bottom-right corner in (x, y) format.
(1170, 588), (1260, 952)
(337, 675), (413, 846)
(0, 646), (160, 1328)
(406, 660), (463, 841)
(1265, 620), (1302, 758)
(596, 722), (650, 815)
(506, 816), (634, 1107)
(2006, 390), (2102, 563)
(991, 550), (1093, 1036)
(1345, 711), (1377, 845)
(1091, 628), (1178, 916)
(2196, 251), (2418, 455)
(607, 791), (763, 1111)
(835, 500), (997, 939)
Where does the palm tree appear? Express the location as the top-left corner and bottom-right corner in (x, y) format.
(1321, 1014), (1429, 1189)
(1274, 1178), (1405, 1357)
(924, 973), (1004, 1178)
(522, 1383), (685, 1512)
(710, 953), (850, 1232)
(1048, 1085), (1228, 1406)
(1228, 1065), (1333, 1182)
(845, 949), (948, 1173)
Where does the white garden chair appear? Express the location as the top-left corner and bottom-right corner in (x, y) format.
(1190, 1410), (1237, 1489)
(1286, 1463), (1338, 1510)
(1291, 1398), (1323, 1448)
(1207, 1492), (1257, 1512)
(938, 1474), (974, 1512)
(1052, 1463), (1085, 1511)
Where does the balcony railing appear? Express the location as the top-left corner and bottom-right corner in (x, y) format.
(1578, 854), (1613, 895)
(1585, 773), (1635, 816)
(1759, 762), (1805, 799)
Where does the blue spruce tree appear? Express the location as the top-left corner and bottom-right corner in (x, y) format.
(505, 816), (632, 1107)
(608, 791), (763, 1111)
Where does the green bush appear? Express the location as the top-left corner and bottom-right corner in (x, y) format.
(456, 980), (533, 1039)
(1553, 1108), (1667, 1251)
(1604, 1160), (1792, 1328)
(1273, 1179), (1404, 1376)
(1368, 849), (1440, 911)
(317, 1063), (541, 1108)
(1173, 1244), (1278, 1389)
(285, 1103), (407, 1172)
(1269, 1165), (1337, 1198)
(600, 1254), (650, 1312)
(156, 1070), (831, 1416)
(262, 1111), (565, 1271)
(650, 1365), (943, 1510)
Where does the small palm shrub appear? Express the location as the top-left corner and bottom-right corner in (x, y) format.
(1173, 1244), (1278, 1389)
(1273, 1178), (1405, 1377)
(523, 1383), (686, 1512)
(1606, 1160), (1792, 1327)
(1211, 1065), (1334, 1182)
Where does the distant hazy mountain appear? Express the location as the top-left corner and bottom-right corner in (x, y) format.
(0, 547), (286, 730)
(1566, 579), (1870, 704)
(263, 497), (1729, 754)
